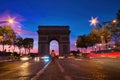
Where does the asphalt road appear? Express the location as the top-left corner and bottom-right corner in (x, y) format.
(0, 57), (120, 80)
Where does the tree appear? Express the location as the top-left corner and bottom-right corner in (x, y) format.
(23, 38), (34, 54)
(76, 26), (110, 52)
(109, 10), (120, 47)
(5, 26), (16, 52)
(0, 26), (5, 51)
(117, 10), (120, 21)
(90, 28), (101, 44)
(87, 33), (98, 51)
(0, 26), (16, 51)
(99, 26), (111, 48)
(76, 35), (86, 48)
(90, 26), (111, 48)
(76, 35), (90, 53)
(27, 38), (34, 54)
(15, 36), (23, 55)
(0, 26), (3, 36)
(0, 26), (3, 44)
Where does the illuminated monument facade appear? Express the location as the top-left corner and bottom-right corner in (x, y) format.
(38, 26), (70, 56)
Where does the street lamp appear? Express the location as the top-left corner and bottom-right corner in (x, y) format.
(0, 17), (14, 24)
(112, 19), (117, 23)
(75, 42), (77, 47)
(8, 18), (14, 24)
(75, 42), (77, 50)
(98, 44), (102, 51)
(94, 46), (96, 52)
(89, 17), (99, 27)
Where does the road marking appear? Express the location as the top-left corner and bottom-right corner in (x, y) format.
(57, 61), (72, 80)
(57, 61), (64, 73)
(64, 75), (72, 80)
(31, 61), (51, 80)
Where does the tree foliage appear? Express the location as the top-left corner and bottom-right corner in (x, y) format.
(109, 24), (120, 42)
(76, 35), (91, 48)
(15, 36), (23, 54)
(0, 25), (34, 54)
(109, 10), (120, 47)
(23, 38), (34, 54)
(76, 26), (110, 49)
(99, 26), (111, 43)
(0, 26), (16, 51)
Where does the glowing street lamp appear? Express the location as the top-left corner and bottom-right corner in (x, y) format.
(75, 42), (77, 46)
(8, 18), (14, 24)
(75, 42), (78, 49)
(0, 17), (14, 24)
(89, 17), (99, 26)
(112, 19), (117, 23)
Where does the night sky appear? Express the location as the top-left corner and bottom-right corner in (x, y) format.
(0, 0), (120, 52)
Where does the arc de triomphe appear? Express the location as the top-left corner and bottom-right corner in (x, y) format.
(37, 26), (70, 56)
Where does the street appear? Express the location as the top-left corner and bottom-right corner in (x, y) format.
(0, 57), (120, 80)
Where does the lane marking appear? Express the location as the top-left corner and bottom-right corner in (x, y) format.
(57, 61), (64, 73)
(65, 75), (72, 80)
(31, 61), (51, 80)
(57, 61), (72, 80)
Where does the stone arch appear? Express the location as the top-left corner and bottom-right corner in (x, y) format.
(37, 26), (70, 56)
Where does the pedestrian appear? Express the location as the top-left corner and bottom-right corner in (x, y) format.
(50, 50), (56, 63)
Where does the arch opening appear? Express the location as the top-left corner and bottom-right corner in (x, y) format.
(50, 40), (59, 56)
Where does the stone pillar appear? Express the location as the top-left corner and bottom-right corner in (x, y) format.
(59, 42), (70, 56)
(38, 42), (48, 56)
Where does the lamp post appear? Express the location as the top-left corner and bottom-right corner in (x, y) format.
(75, 42), (77, 49)
(98, 44), (102, 51)
(94, 46), (96, 52)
